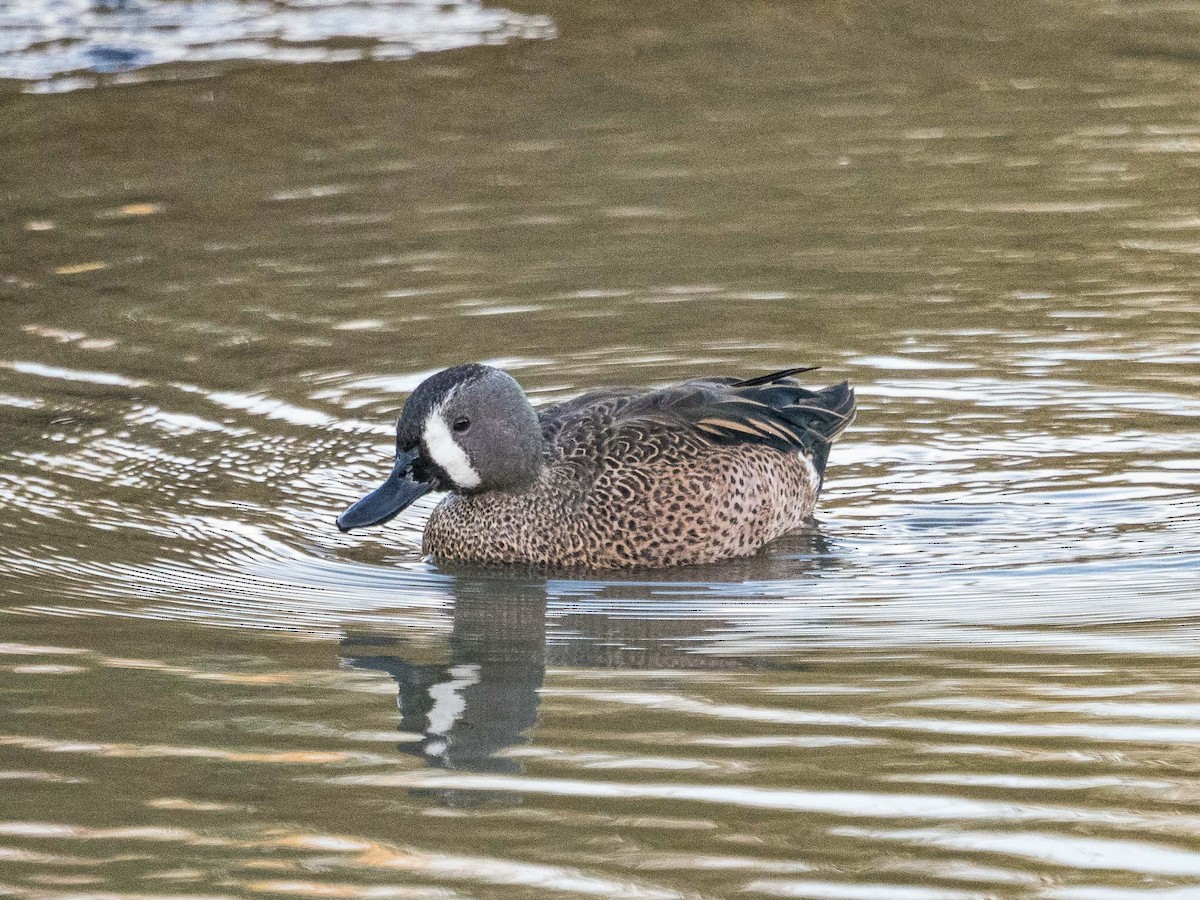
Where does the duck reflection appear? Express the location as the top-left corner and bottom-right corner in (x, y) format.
(341, 529), (834, 783)
(344, 576), (547, 774)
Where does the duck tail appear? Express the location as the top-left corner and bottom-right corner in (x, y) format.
(733, 366), (820, 387)
(777, 381), (856, 482)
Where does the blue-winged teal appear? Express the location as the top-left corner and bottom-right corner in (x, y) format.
(337, 364), (855, 568)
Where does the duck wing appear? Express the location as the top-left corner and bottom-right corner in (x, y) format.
(539, 369), (855, 479)
(644, 370), (855, 475)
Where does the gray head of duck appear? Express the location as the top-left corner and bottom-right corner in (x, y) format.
(336, 364), (542, 532)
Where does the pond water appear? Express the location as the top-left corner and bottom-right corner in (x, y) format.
(3, 0), (1200, 897)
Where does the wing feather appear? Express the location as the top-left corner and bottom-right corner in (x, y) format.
(539, 367), (856, 480)
(638, 370), (856, 479)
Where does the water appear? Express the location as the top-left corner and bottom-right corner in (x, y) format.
(3, 0), (1200, 896)
(0, 0), (554, 91)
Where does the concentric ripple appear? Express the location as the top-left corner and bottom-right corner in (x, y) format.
(3, 347), (1198, 650)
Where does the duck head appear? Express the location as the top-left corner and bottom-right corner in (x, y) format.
(337, 364), (543, 532)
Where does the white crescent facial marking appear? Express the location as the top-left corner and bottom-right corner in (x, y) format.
(423, 409), (481, 489)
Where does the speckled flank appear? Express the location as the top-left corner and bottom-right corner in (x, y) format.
(424, 440), (819, 568)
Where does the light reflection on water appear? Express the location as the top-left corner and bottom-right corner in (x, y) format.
(0, 0), (555, 91)
(5, 0), (1200, 895)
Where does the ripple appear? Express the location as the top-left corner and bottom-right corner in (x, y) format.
(542, 689), (1200, 746)
(3, 359), (148, 389)
(744, 883), (989, 900)
(323, 770), (1200, 828)
(835, 827), (1200, 877)
(0, 733), (391, 766)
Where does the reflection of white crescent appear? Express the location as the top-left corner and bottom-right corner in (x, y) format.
(424, 664), (482, 758)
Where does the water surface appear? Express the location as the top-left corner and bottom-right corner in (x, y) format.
(3, 0), (1200, 897)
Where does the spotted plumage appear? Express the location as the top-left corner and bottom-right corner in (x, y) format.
(338, 364), (855, 569)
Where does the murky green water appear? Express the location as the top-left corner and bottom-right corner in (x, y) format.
(3, 0), (1200, 896)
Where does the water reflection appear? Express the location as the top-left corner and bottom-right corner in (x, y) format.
(342, 533), (833, 792)
(344, 576), (547, 780)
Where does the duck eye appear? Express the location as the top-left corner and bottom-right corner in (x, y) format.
(452, 417), (470, 434)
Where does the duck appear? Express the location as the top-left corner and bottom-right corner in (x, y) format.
(337, 364), (855, 568)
